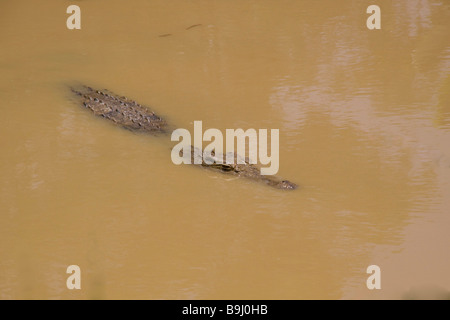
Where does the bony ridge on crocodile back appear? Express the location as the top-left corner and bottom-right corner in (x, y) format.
(70, 85), (169, 134)
(70, 85), (298, 190)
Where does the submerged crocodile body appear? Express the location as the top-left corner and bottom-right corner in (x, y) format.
(70, 85), (298, 190)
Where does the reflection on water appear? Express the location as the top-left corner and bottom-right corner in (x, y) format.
(0, 0), (449, 299)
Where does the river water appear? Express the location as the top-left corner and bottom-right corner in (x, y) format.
(0, 0), (449, 299)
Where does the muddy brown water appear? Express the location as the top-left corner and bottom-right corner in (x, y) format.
(0, 0), (449, 299)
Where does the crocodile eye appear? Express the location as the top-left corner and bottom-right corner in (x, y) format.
(220, 165), (234, 172)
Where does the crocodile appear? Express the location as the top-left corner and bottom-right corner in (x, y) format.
(70, 85), (298, 190)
